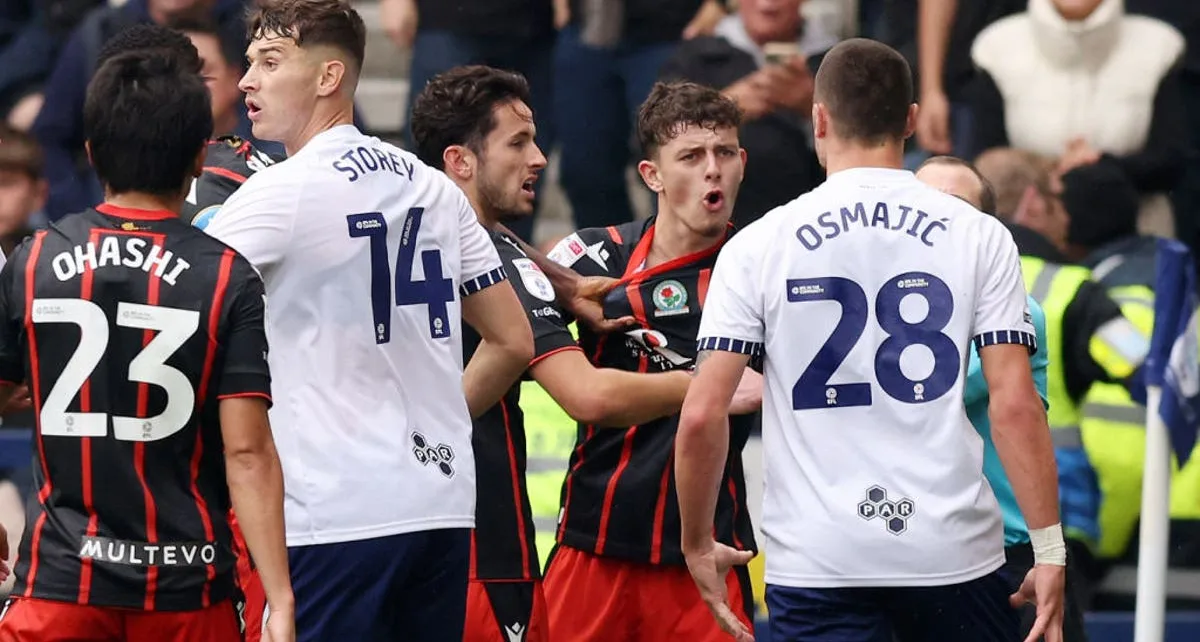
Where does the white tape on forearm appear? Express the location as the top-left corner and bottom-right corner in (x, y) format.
(1029, 524), (1067, 566)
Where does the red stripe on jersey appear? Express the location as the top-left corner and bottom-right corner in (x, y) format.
(134, 231), (166, 609)
(95, 203), (175, 221)
(697, 269), (711, 307)
(192, 250), (236, 607)
(469, 529), (478, 578)
(650, 448), (674, 564)
(595, 427), (637, 555)
(203, 166), (248, 184)
(528, 345), (582, 368)
(605, 226), (623, 245)
(500, 399), (532, 579)
(22, 231), (49, 598)
(76, 230), (101, 604)
(556, 336), (608, 542)
(618, 224), (730, 285)
(726, 476), (744, 549)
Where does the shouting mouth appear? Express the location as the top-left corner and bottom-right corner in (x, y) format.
(520, 176), (538, 199)
(703, 189), (725, 212)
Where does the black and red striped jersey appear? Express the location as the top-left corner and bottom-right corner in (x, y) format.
(544, 218), (757, 566)
(463, 229), (577, 581)
(0, 203), (271, 611)
(182, 136), (278, 229)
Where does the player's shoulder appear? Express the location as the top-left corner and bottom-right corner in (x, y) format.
(207, 136), (280, 177)
(547, 220), (643, 277)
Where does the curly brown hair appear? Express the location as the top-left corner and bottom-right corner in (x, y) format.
(636, 81), (742, 159)
(409, 65), (533, 171)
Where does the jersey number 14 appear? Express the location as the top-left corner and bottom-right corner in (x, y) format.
(789, 271), (960, 409)
(346, 208), (455, 344)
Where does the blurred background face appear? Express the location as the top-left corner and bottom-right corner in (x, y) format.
(0, 170), (44, 237)
(1051, 0), (1105, 21)
(653, 124), (745, 239)
(741, 0), (803, 45)
(915, 163), (983, 209)
(475, 100), (547, 218)
(149, 0), (213, 22)
(187, 31), (242, 135)
(1015, 184), (1071, 250)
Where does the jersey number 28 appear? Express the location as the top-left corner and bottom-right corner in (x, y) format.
(34, 299), (199, 441)
(346, 208), (455, 344)
(789, 271), (960, 409)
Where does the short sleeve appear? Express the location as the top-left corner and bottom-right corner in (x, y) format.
(696, 234), (764, 356)
(455, 193), (506, 296)
(0, 246), (23, 385)
(203, 170), (297, 277)
(971, 220), (1037, 354)
(217, 264), (272, 404)
(503, 253), (578, 362)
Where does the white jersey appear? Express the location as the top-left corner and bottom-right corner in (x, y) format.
(698, 168), (1036, 588)
(205, 125), (504, 546)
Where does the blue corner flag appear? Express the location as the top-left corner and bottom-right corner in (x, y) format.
(1148, 239), (1200, 465)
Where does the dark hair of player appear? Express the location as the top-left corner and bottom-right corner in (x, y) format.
(636, 81), (742, 159)
(0, 125), (44, 180)
(247, 0), (367, 73)
(409, 65), (534, 171)
(169, 14), (249, 73)
(813, 38), (913, 145)
(97, 23), (203, 74)
(919, 155), (998, 215)
(84, 51), (212, 197)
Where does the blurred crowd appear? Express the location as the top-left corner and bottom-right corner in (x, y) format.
(2, 0), (1200, 618)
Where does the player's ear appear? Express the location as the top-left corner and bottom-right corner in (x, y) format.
(190, 143), (208, 179)
(812, 103), (828, 141)
(443, 145), (474, 182)
(904, 103), (918, 140)
(316, 59), (346, 98)
(637, 158), (663, 193)
(84, 140), (93, 168)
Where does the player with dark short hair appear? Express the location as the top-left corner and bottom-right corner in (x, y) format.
(0, 47), (293, 642)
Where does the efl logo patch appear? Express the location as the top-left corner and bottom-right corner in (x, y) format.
(547, 233), (587, 267)
(512, 258), (555, 303)
(652, 279), (689, 317)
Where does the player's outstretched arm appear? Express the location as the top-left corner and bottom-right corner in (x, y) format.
(676, 350), (756, 642)
(462, 281), (535, 418)
(221, 397), (294, 638)
(494, 223), (635, 333)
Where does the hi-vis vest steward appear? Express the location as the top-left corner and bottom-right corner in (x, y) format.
(1081, 285), (1200, 561)
(1020, 257), (1145, 545)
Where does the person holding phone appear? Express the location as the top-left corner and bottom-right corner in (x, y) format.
(659, 0), (838, 227)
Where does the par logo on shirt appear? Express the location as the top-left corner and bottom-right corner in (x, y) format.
(511, 258), (555, 303)
(652, 280), (689, 317)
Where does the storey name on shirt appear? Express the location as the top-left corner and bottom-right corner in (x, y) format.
(79, 535), (218, 567)
(795, 201), (949, 251)
(332, 143), (415, 183)
(50, 236), (191, 286)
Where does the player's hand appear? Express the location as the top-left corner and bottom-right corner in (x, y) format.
(380, 0), (418, 49)
(1010, 564), (1066, 642)
(684, 540), (756, 642)
(2, 384), (33, 417)
(729, 367), (763, 415)
(916, 89), (953, 155)
(262, 604), (296, 642)
(567, 276), (637, 334)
